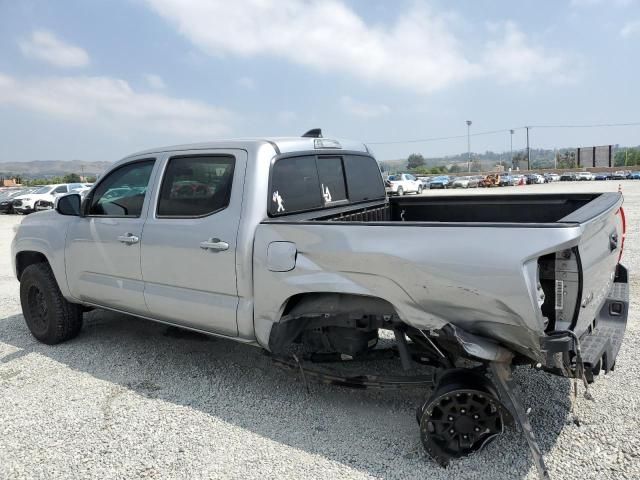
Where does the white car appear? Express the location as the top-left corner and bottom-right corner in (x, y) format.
(576, 172), (595, 181)
(12, 183), (86, 214)
(385, 173), (423, 195)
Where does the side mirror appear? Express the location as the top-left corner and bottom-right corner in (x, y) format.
(55, 193), (81, 216)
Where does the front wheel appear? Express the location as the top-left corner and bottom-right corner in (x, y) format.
(20, 263), (83, 345)
(397, 187), (404, 196)
(417, 185), (423, 194)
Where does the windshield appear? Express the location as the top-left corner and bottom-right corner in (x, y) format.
(34, 186), (53, 194)
(387, 175), (400, 181)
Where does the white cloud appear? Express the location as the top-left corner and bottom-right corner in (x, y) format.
(620, 20), (640, 37)
(144, 73), (166, 89)
(237, 76), (256, 90)
(571, 0), (633, 7)
(144, 0), (572, 94)
(483, 22), (573, 85)
(144, 0), (479, 94)
(19, 30), (90, 68)
(340, 96), (390, 118)
(0, 73), (233, 137)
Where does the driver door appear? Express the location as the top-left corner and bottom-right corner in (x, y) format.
(65, 158), (157, 315)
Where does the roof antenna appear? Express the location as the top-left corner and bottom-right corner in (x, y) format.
(302, 128), (322, 138)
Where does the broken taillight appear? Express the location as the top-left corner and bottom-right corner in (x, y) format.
(617, 207), (626, 263)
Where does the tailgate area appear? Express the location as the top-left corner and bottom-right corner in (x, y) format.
(580, 264), (629, 379)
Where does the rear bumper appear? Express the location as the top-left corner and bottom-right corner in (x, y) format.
(540, 264), (629, 381)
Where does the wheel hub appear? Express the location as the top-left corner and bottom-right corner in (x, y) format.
(418, 371), (507, 466)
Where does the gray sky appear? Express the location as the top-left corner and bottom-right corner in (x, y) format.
(1, 0), (639, 162)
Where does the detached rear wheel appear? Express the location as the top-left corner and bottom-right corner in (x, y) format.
(418, 370), (506, 466)
(20, 263), (83, 345)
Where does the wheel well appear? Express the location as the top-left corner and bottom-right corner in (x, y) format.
(269, 293), (398, 353)
(281, 292), (397, 319)
(16, 251), (49, 281)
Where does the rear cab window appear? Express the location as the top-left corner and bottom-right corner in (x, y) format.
(269, 154), (384, 216)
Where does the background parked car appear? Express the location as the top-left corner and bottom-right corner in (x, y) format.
(612, 171), (629, 180)
(523, 174), (544, 184)
(560, 172), (577, 181)
(498, 174), (515, 186)
(385, 173), (423, 195)
(12, 183), (85, 214)
(594, 172), (611, 181)
(543, 173), (561, 182)
(0, 188), (36, 214)
(451, 176), (481, 188)
(428, 175), (451, 189)
(576, 172), (595, 181)
(630, 172), (640, 180)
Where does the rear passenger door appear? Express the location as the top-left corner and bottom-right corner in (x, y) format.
(141, 150), (246, 336)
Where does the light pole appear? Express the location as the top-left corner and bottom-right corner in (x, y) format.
(466, 120), (472, 172)
(525, 126), (531, 171)
(510, 129), (514, 168)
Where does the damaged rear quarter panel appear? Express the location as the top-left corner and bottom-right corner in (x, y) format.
(253, 221), (582, 356)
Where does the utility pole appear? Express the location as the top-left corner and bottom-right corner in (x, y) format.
(510, 129), (514, 168)
(466, 120), (472, 172)
(525, 126), (531, 171)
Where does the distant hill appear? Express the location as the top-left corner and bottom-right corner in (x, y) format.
(0, 160), (111, 178)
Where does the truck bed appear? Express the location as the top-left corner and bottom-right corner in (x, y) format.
(304, 193), (618, 225)
(257, 191), (625, 359)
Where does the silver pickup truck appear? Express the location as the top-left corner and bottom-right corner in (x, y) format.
(11, 131), (629, 477)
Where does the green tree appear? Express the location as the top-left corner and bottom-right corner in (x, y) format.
(85, 175), (97, 183)
(622, 148), (640, 166)
(557, 151), (576, 169)
(63, 173), (82, 183)
(407, 153), (426, 170)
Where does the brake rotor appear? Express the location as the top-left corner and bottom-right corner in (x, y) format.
(418, 370), (507, 466)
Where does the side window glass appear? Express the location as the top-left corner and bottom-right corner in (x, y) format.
(157, 155), (235, 217)
(270, 156), (321, 215)
(88, 160), (154, 217)
(54, 186), (67, 194)
(316, 156), (347, 204)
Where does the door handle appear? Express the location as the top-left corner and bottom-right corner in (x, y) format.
(200, 238), (229, 251)
(118, 233), (139, 245)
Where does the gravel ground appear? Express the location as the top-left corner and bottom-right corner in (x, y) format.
(1, 181), (639, 480)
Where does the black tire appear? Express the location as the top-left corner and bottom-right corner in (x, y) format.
(20, 263), (83, 344)
(417, 185), (423, 194)
(397, 187), (404, 196)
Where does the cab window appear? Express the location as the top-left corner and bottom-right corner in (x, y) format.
(157, 155), (235, 217)
(88, 160), (155, 217)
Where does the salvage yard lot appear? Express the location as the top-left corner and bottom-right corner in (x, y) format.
(1, 181), (639, 480)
